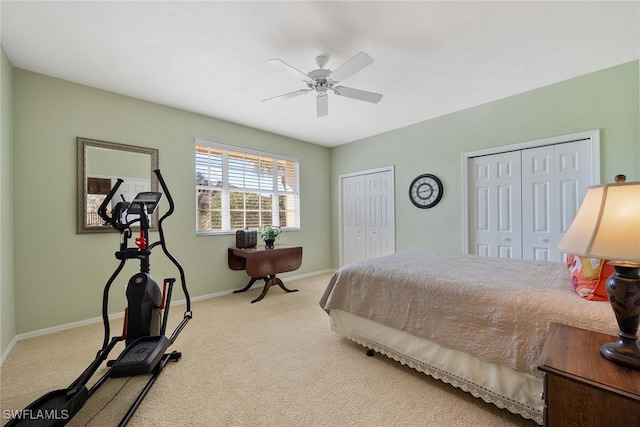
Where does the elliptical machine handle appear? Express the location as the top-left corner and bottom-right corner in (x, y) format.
(154, 170), (174, 220)
(98, 178), (124, 225)
(152, 169), (192, 317)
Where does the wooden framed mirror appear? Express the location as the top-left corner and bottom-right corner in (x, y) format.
(77, 137), (159, 234)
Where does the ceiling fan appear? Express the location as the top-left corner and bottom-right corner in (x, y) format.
(262, 51), (383, 118)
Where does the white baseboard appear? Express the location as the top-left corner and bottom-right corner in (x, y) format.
(13, 311), (127, 342)
(178, 269), (335, 304)
(1, 336), (17, 366)
(0, 269), (335, 366)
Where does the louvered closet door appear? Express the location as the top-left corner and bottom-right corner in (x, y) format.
(468, 151), (523, 258)
(521, 141), (592, 261)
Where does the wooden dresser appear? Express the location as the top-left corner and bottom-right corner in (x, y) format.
(538, 323), (640, 427)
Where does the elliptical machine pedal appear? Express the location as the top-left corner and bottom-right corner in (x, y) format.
(110, 335), (171, 378)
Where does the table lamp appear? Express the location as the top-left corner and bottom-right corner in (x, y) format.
(555, 179), (640, 369)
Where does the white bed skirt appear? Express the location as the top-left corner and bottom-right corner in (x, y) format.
(330, 309), (544, 425)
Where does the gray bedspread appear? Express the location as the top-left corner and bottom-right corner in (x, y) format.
(320, 251), (618, 379)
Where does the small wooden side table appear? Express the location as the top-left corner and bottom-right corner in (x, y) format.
(538, 323), (640, 427)
(228, 245), (303, 303)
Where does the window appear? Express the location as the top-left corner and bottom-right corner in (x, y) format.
(86, 177), (112, 226)
(195, 140), (300, 234)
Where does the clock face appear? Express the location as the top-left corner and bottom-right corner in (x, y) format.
(409, 174), (443, 209)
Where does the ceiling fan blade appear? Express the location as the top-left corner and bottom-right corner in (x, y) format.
(316, 93), (328, 117)
(329, 52), (374, 83)
(262, 89), (310, 103)
(266, 58), (311, 82)
(333, 86), (383, 103)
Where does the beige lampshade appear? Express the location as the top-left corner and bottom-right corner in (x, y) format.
(556, 182), (640, 263)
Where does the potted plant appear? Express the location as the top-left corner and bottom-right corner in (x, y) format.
(258, 225), (282, 249)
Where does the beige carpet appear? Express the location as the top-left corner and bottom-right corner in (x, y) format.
(1, 273), (537, 426)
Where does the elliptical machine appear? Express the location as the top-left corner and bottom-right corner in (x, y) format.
(6, 169), (192, 427)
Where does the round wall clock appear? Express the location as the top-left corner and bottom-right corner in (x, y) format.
(409, 174), (443, 209)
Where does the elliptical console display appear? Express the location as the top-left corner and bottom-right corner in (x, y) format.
(126, 191), (162, 215)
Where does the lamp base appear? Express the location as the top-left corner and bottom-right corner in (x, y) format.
(600, 339), (640, 370)
(603, 262), (640, 370)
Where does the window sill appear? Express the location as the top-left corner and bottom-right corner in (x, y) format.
(196, 227), (300, 236)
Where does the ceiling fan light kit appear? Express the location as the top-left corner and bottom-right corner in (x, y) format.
(263, 51), (383, 118)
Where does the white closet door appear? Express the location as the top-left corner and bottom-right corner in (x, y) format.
(468, 151), (522, 258)
(340, 168), (395, 266)
(465, 131), (599, 260)
(111, 177), (151, 222)
(521, 141), (592, 261)
(341, 174), (366, 265)
(111, 177), (150, 205)
(365, 171), (394, 259)
(555, 141), (593, 234)
(521, 147), (554, 260)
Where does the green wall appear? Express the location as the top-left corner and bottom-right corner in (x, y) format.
(330, 61), (640, 267)
(12, 69), (331, 334)
(1, 46), (16, 356)
(5, 59), (640, 343)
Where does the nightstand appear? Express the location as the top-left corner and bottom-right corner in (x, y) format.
(538, 323), (640, 427)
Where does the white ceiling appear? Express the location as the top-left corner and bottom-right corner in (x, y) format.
(2, 1), (639, 147)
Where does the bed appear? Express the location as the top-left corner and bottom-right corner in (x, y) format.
(319, 251), (618, 424)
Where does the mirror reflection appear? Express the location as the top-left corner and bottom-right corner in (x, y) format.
(77, 137), (159, 233)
